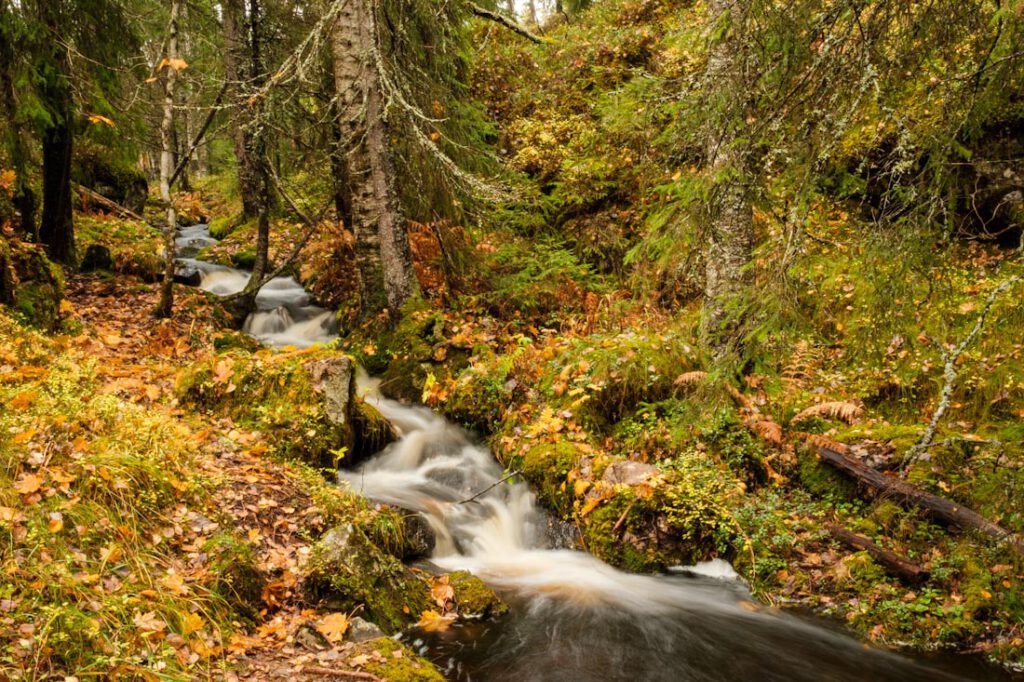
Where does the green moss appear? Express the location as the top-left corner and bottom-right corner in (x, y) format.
(448, 571), (509, 619)
(175, 349), (359, 470)
(798, 452), (857, 499)
(305, 524), (432, 633)
(512, 441), (582, 513)
(203, 531), (265, 620)
(351, 637), (445, 681)
(208, 215), (238, 240)
(76, 214), (164, 281)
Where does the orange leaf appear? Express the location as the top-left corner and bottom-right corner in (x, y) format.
(416, 609), (455, 632)
(316, 612), (350, 643)
(14, 473), (43, 495)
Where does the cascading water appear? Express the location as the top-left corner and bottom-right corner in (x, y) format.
(174, 224), (338, 348)
(341, 380), (1004, 682)
(175, 223), (1003, 681)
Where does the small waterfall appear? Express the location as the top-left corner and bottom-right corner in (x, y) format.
(340, 383), (975, 682)
(174, 224), (338, 349)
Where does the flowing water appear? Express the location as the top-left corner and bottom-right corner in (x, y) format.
(175, 223), (338, 348)
(342, 381), (1011, 682)
(178, 224), (1010, 681)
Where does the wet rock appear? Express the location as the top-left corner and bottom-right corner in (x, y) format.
(346, 616), (385, 642)
(602, 460), (659, 486)
(400, 512), (436, 560)
(304, 524), (432, 633)
(448, 571), (509, 620)
(80, 244), (113, 272)
(173, 262), (201, 286)
(350, 637), (444, 681)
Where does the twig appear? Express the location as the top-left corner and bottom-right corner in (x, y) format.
(467, 3), (545, 44)
(903, 273), (1022, 470)
(218, 167), (331, 303)
(168, 81), (230, 189)
(458, 470), (521, 504)
(301, 667), (381, 681)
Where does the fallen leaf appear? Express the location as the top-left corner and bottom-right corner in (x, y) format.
(316, 613), (350, 643)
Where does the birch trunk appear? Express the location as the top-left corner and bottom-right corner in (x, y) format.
(331, 0), (416, 321)
(701, 0), (753, 356)
(154, 0), (181, 318)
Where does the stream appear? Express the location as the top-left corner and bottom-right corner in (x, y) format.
(179, 224), (1010, 682)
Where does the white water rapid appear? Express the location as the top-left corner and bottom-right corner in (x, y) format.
(340, 381), (996, 682)
(174, 224), (337, 348)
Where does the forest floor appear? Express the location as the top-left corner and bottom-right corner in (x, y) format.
(0, 273), (441, 680)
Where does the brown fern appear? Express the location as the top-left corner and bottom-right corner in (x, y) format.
(673, 370), (708, 387)
(748, 419), (784, 446)
(794, 431), (849, 453)
(791, 400), (863, 425)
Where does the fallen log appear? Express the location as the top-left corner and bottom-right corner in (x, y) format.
(74, 183), (148, 223)
(818, 446), (1024, 556)
(825, 524), (928, 582)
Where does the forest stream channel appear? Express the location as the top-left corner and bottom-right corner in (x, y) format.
(177, 223), (1012, 682)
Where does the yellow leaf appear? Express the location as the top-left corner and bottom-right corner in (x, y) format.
(87, 114), (115, 127)
(133, 610), (166, 633)
(416, 609), (455, 633)
(48, 512), (64, 533)
(14, 473), (43, 495)
(160, 571), (189, 595)
(181, 612), (204, 635)
(430, 575), (454, 611)
(168, 58), (189, 71)
(316, 612), (350, 643)
(0, 506), (18, 523)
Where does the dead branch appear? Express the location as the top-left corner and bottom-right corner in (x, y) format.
(825, 523), (928, 582)
(468, 3), (544, 44)
(74, 183), (148, 223)
(903, 273), (1022, 470)
(818, 446), (1024, 556)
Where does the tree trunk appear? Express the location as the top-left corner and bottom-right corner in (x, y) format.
(222, 0), (259, 219)
(331, 0), (416, 321)
(0, 7), (37, 240)
(36, 0), (75, 267)
(155, 0), (181, 319)
(39, 119), (75, 267)
(0, 234), (17, 306)
(701, 0), (753, 356)
(244, 0), (271, 289)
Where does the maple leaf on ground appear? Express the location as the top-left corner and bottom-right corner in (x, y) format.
(316, 612), (350, 643)
(133, 611), (167, 633)
(14, 473), (43, 495)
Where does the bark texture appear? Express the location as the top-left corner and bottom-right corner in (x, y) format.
(701, 0), (753, 355)
(155, 0), (181, 319)
(331, 0), (416, 320)
(222, 0), (259, 219)
(0, 9), (37, 239)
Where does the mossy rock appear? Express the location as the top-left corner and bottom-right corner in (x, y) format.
(176, 349), (387, 470)
(305, 524), (432, 633)
(9, 242), (64, 330)
(207, 215), (238, 240)
(798, 451), (858, 499)
(76, 214), (165, 281)
(349, 637), (445, 681)
(510, 440), (583, 514)
(448, 571), (509, 620)
(73, 140), (148, 213)
(203, 531), (266, 621)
